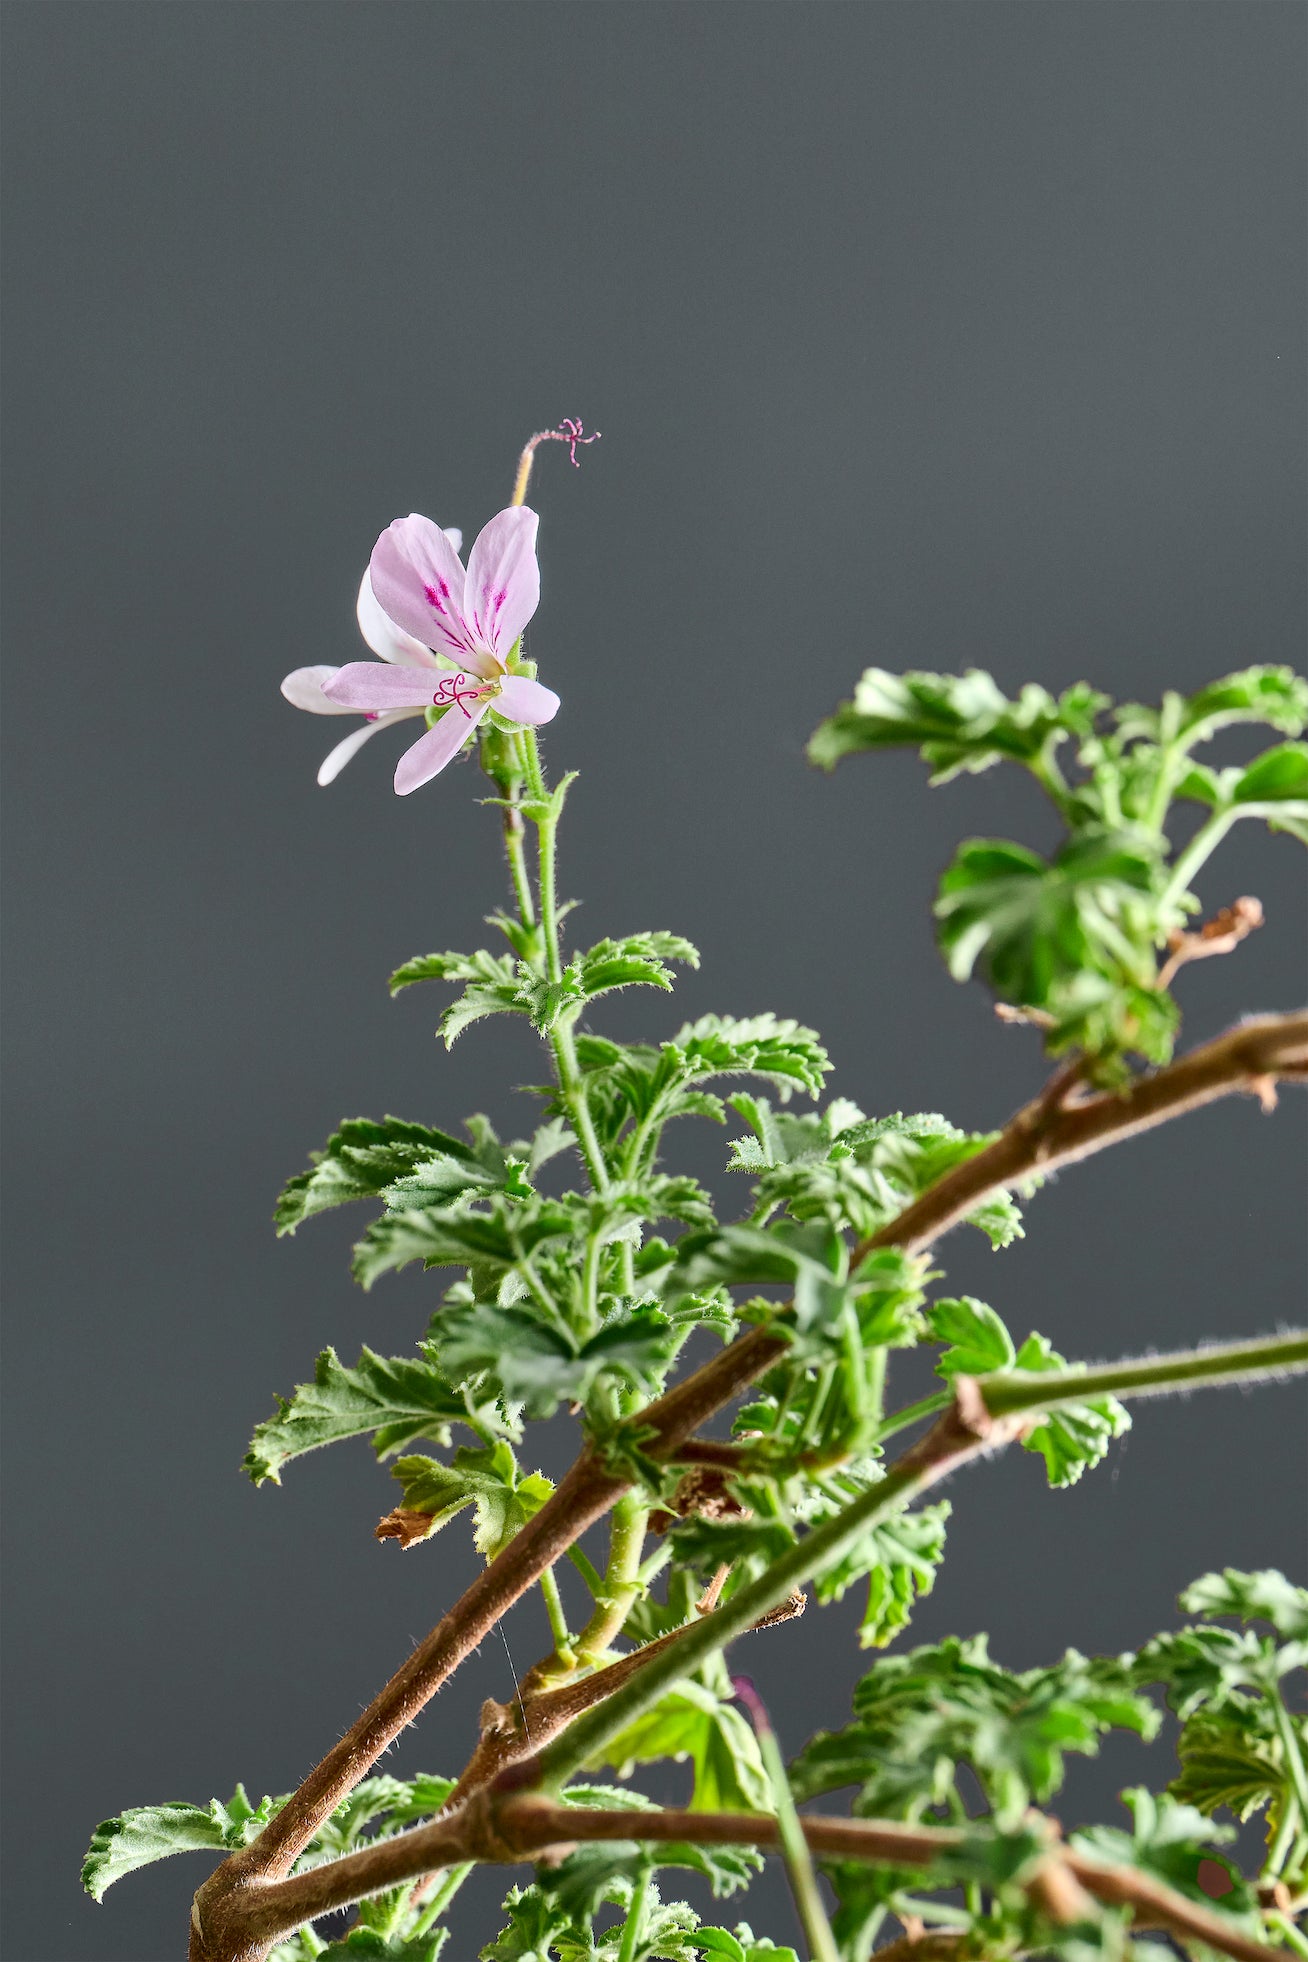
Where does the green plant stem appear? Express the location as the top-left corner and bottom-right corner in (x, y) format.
(735, 1678), (840, 1962)
(1271, 1691), (1308, 1825)
(871, 1390), (951, 1448)
(573, 1494), (650, 1667)
(408, 1862), (472, 1940)
(1262, 1800), (1300, 1882)
(979, 1330), (1308, 1417)
(616, 1859), (654, 1962)
(538, 1568), (575, 1670)
(1160, 808), (1238, 913)
(1268, 1911), (1308, 1960)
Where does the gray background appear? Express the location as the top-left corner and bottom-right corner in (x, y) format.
(3, 4), (1305, 1958)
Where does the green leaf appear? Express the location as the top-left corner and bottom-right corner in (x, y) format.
(1170, 1703), (1291, 1821)
(1004, 1334), (1131, 1487)
(433, 1301), (682, 1417)
(275, 1116), (490, 1234)
(667, 1220), (849, 1335)
(320, 1935), (449, 1962)
(573, 932), (701, 1001)
(383, 1442), (553, 1557)
(670, 1015), (830, 1100)
(1179, 665), (1308, 740)
(696, 1928), (799, 1962)
(1071, 1788), (1258, 1930)
(82, 1784), (275, 1900)
(935, 832), (1158, 1011)
(791, 1638), (1157, 1823)
(1179, 1567), (1308, 1639)
(734, 1104), (1024, 1250)
(807, 667), (1104, 782)
(817, 1503), (951, 1649)
(584, 1677), (773, 1814)
(352, 1194), (576, 1289)
(928, 1297), (1017, 1379)
(1135, 1622), (1300, 1716)
(1231, 740), (1308, 804)
(244, 1346), (470, 1484)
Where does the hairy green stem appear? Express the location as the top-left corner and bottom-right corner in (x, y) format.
(409, 1863), (472, 1940)
(1271, 1690), (1308, 1826)
(979, 1330), (1308, 1416)
(735, 1677), (840, 1962)
(538, 1568), (575, 1670)
(573, 1494), (650, 1667)
(616, 1859), (654, 1962)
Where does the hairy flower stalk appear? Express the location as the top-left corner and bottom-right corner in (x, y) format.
(85, 433), (1308, 1962)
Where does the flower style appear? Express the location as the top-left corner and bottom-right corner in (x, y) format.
(280, 509), (559, 794)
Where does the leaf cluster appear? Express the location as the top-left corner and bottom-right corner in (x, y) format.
(810, 665), (1308, 1070)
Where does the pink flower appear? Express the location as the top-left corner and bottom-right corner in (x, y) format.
(281, 509), (559, 794)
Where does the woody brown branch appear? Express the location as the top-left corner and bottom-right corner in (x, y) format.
(189, 1008), (1308, 1960)
(221, 1795), (1289, 1962)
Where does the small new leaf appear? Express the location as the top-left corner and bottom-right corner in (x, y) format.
(380, 1441), (553, 1558)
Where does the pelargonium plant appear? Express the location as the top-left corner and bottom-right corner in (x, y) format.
(85, 423), (1308, 1962)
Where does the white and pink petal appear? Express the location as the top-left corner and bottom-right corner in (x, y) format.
(465, 506), (541, 658)
(316, 708), (425, 787)
(322, 663), (443, 712)
(394, 702), (490, 796)
(355, 573), (438, 668)
(369, 514), (474, 661)
(496, 674), (560, 727)
(281, 665), (357, 715)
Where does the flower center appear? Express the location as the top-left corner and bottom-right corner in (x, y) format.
(432, 672), (495, 718)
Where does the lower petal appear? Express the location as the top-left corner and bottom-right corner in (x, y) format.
(316, 708), (424, 787)
(282, 665), (356, 715)
(394, 702), (490, 795)
(322, 662), (440, 711)
(497, 675), (560, 727)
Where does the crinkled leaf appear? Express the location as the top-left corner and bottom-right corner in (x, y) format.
(928, 1296), (1016, 1379)
(935, 832), (1158, 1011)
(817, 1504), (951, 1649)
(82, 1784), (276, 1900)
(1170, 1703), (1291, 1821)
(275, 1116), (490, 1233)
(244, 1346), (470, 1484)
(352, 1195), (577, 1289)
(316, 1932), (450, 1962)
(1008, 1333), (1132, 1487)
(584, 1678), (773, 1814)
(1179, 665), (1308, 740)
(1134, 1624), (1288, 1717)
(791, 1638), (1156, 1821)
(808, 667), (1104, 782)
(382, 1441), (553, 1557)
(432, 1302), (681, 1417)
(670, 1015), (830, 1100)
(1179, 1568), (1308, 1640)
